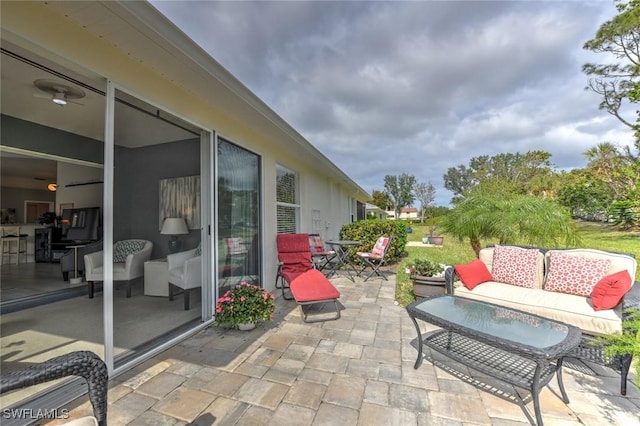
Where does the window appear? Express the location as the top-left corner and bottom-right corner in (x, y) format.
(276, 164), (298, 233)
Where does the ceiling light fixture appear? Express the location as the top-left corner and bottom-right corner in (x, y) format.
(47, 183), (57, 192)
(52, 92), (67, 105)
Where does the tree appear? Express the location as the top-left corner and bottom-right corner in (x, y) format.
(556, 170), (612, 220)
(443, 151), (555, 202)
(414, 181), (436, 223)
(370, 189), (393, 211)
(384, 174), (416, 219)
(583, 0), (640, 141)
(441, 192), (579, 257)
(584, 142), (639, 200)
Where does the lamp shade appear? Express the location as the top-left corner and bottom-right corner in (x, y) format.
(161, 218), (188, 235)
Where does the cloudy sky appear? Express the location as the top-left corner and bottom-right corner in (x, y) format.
(151, 0), (634, 206)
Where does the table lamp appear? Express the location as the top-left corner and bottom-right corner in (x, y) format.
(161, 217), (188, 253)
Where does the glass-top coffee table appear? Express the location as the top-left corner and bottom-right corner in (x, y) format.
(407, 295), (582, 426)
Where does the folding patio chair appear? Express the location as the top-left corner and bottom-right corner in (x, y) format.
(356, 236), (393, 281)
(309, 234), (337, 273)
(276, 233), (341, 322)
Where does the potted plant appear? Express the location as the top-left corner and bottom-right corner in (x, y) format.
(427, 225), (444, 246)
(215, 281), (276, 330)
(596, 308), (640, 387)
(38, 211), (61, 227)
(409, 258), (448, 298)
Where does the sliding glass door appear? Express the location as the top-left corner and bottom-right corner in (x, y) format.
(217, 139), (261, 293)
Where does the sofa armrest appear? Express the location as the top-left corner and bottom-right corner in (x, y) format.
(84, 251), (104, 281)
(167, 248), (198, 270)
(622, 281), (640, 314)
(445, 266), (457, 295)
(126, 242), (153, 277)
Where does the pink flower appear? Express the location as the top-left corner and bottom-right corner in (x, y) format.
(240, 296), (246, 302)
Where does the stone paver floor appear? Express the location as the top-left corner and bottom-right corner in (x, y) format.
(50, 273), (640, 425)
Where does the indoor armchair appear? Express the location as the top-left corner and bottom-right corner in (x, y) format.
(167, 246), (202, 310)
(84, 239), (152, 298)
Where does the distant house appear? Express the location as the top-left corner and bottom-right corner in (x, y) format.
(385, 207), (419, 220)
(399, 207), (419, 220)
(365, 203), (387, 220)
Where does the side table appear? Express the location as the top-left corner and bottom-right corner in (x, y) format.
(144, 259), (168, 297)
(67, 244), (87, 286)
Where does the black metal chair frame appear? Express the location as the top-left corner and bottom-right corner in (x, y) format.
(0, 351), (108, 426)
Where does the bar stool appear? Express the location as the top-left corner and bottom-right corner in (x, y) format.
(1, 226), (28, 265)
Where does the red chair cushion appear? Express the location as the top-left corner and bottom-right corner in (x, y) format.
(290, 269), (340, 302)
(454, 259), (493, 290)
(590, 270), (633, 311)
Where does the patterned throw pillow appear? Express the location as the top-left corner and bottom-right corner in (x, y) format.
(491, 245), (540, 288)
(544, 251), (611, 297)
(113, 240), (147, 263)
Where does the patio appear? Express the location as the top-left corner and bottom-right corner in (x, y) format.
(48, 272), (639, 425)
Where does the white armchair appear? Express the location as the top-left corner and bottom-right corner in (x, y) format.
(167, 247), (201, 310)
(84, 239), (153, 299)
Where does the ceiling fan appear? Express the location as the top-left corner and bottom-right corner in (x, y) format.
(33, 79), (86, 106)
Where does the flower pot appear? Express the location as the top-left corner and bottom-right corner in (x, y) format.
(429, 236), (444, 246)
(238, 322), (256, 331)
(412, 276), (446, 298)
(422, 237), (430, 244)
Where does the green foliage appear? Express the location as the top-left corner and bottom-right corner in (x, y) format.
(443, 150), (554, 202)
(424, 206), (449, 218)
(441, 192), (579, 256)
(583, 0), (640, 139)
(370, 189), (392, 210)
(215, 282), (275, 328)
(556, 169), (613, 219)
(340, 219), (407, 263)
(409, 258), (445, 277)
(596, 308), (640, 385)
(608, 200), (639, 228)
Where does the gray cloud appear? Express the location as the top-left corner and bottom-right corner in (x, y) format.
(152, 0), (633, 205)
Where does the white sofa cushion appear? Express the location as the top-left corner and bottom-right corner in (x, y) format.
(454, 281), (623, 336)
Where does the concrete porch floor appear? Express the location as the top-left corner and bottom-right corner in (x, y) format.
(48, 272), (640, 425)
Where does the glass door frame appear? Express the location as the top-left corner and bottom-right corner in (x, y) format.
(103, 80), (215, 375)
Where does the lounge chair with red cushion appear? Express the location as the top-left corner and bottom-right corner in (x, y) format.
(276, 233), (341, 322)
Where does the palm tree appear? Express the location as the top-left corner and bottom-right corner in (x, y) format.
(442, 193), (580, 257)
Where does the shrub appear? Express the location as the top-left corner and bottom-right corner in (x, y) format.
(340, 219), (407, 263)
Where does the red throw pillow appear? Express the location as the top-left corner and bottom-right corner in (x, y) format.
(454, 259), (493, 290)
(590, 270), (633, 311)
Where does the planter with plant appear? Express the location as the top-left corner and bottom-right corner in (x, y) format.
(596, 308), (640, 387)
(408, 258), (448, 298)
(215, 282), (276, 330)
(427, 225), (444, 245)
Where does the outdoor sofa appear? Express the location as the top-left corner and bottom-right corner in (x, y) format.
(445, 244), (639, 395)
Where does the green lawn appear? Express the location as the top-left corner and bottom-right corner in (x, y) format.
(395, 221), (640, 306)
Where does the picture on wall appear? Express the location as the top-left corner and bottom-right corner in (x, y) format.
(159, 175), (200, 230)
